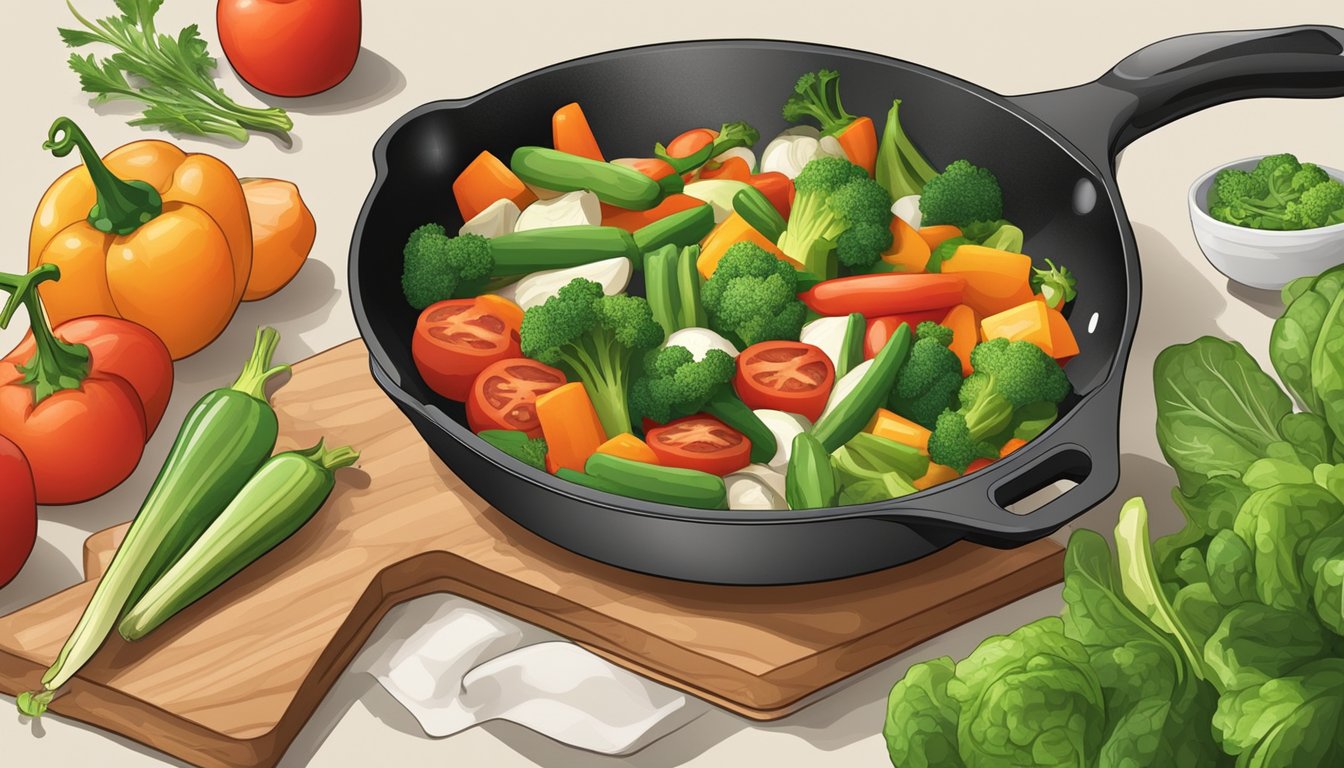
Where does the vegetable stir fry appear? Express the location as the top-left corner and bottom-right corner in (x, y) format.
(402, 70), (1083, 511)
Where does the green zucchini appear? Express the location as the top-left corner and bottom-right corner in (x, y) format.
(703, 389), (776, 464)
(19, 328), (290, 716)
(584, 453), (727, 509)
(676, 245), (707, 328)
(732, 186), (786, 244)
(646, 244), (708, 336)
(634, 206), (715, 254)
(488, 226), (640, 275)
(119, 442), (360, 641)
(644, 244), (682, 337)
(812, 323), (912, 453)
(511, 146), (662, 210)
(837, 312), (867, 377)
(786, 433), (838, 510)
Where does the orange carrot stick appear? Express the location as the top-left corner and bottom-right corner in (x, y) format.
(552, 103), (605, 162)
(453, 151), (536, 222)
(835, 116), (878, 176)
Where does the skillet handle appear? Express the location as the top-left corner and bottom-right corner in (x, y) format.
(1011, 26), (1344, 163)
(862, 388), (1121, 546)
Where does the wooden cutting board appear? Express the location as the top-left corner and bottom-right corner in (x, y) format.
(0, 339), (1063, 768)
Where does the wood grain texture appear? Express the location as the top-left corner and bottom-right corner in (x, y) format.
(0, 339), (1064, 768)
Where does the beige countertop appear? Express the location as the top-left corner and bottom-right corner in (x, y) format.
(2, 0), (1342, 765)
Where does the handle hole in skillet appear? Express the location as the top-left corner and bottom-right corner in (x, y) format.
(994, 448), (1092, 515)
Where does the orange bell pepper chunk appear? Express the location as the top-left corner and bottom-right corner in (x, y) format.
(916, 224), (962, 252)
(835, 117), (878, 176)
(1000, 438), (1029, 458)
(453, 151), (537, 223)
(939, 245), (1036, 317)
(1047, 307), (1080, 363)
(914, 462), (960, 490)
(595, 433), (659, 465)
(881, 215), (932, 273)
(981, 300), (1053, 356)
(697, 212), (794, 279)
(866, 408), (931, 454)
(537, 383), (608, 474)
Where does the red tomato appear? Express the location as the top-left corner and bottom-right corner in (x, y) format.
(467, 358), (567, 437)
(800, 273), (965, 318)
(0, 355), (146, 506)
(217, 0), (362, 97)
(0, 436), (36, 588)
(734, 341), (835, 422)
(646, 416), (751, 476)
(5, 316), (173, 436)
(665, 128), (718, 159)
(747, 173), (795, 219)
(863, 312), (949, 359)
(413, 296), (523, 402)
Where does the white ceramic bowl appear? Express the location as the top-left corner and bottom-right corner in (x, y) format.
(1188, 157), (1344, 290)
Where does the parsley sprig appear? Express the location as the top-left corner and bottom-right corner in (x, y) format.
(59, 0), (293, 144)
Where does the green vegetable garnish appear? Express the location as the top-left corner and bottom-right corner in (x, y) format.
(58, 0), (293, 144)
(1207, 153), (1344, 230)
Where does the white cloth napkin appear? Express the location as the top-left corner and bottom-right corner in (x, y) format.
(355, 595), (707, 755)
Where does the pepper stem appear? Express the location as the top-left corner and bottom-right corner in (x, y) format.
(230, 327), (291, 401)
(44, 117), (163, 236)
(0, 265), (91, 405)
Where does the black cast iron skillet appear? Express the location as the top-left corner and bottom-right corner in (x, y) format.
(351, 27), (1344, 585)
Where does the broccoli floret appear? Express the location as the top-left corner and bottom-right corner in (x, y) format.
(774, 156), (893, 277)
(520, 278), (663, 437)
(712, 121), (760, 154)
(1293, 163), (1330, 193)
(927, 338), (1071, 472)
(1285, 180), (1344, 229)
(629, 346), (736, 424)
(401, 224), (493, 309)
(478, 430), (548, 471)
(1031, 259), (1078, 309)
(918, 159), (1004, 228)
(781, 69), (856, 136)
(701, 242), (808, 347)
(889, 322), (963, 429)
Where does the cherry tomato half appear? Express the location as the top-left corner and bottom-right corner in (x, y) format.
(467, 358), (567, 437)
(665, 128), (719, 159)
(747, 172), (794, 219)
(734, 341), (835, 422)
(645, 415), (751, 476)
(0, 436), (36, 588)
(413, 296), (523, 402)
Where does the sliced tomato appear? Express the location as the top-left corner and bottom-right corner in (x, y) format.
(863, 311), (949, 359)
(467, 358), (567, 437)
(747, 172), (794, 219)
(413, 295), (523, 401)
(733, 341), (835, 422)
(645, 415), (751, 476)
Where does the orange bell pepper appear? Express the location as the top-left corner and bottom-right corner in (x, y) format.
(938, 244), (1036, 317)
(880, 215), (932, 273)
(866, 408), (931, 454)
(240, 178), (316, 301)
(914, 462), (960, 490)
(28, 118), (253, 360)
(595, 433), (659, 464)
(697, 212), (794, 279)
(981, 300), (1054, 354)
(917, 224), (962, 251)
(537, 383), (608, 473)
